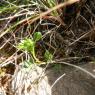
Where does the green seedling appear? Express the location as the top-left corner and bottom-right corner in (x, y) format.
(44, 50), (53, 62)
(18, 32), (42, 63)
(18, 32), (53, 68)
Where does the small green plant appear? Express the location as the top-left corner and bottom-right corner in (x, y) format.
(17, 32), (53, 67)
(44, 50), (53, 62)
(18, 32), (42, 63)
(17, 32), (53, 68)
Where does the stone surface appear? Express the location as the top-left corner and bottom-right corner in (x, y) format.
(46, 63), (95, 95)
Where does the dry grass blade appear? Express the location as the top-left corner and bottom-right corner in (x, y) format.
(0, 0), (79, 38)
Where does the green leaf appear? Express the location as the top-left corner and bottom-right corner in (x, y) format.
(33, 32), (42, 42)
(17, 38), (35, 52)
(44, 50), (53, 61)
(17, 38), (40, 62)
